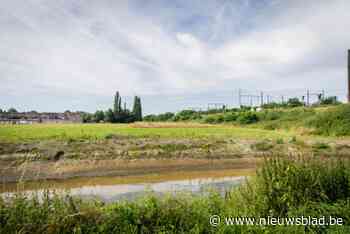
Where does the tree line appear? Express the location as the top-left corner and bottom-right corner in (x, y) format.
(82, 91), (142, 123)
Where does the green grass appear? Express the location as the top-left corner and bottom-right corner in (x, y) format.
(0, 123), (293, 142)
(1, 155), (350, 233)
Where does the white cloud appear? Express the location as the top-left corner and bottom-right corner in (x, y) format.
(0, 0), (349, 112)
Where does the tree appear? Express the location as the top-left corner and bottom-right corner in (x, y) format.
(132, 96), (142, 121)
(320, 96), (341, 105)
(104, 109), (115, 123)
(7, 108), (18, 113)
(287, 98), (303, 107)
(82, 113), (93, 123)
(113, 91), (122, 119)
(94, 110), (105, 122)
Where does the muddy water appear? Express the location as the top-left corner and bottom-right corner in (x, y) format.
(1, 169), (252, 202)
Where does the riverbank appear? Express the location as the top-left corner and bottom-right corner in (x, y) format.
(1, 123), (350, 184)
(1, 155), (350, 233)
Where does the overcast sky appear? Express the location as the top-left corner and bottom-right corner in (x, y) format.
(1, 0), (349, 114)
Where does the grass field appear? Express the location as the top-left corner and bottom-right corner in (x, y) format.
(0, 123), (294, 142)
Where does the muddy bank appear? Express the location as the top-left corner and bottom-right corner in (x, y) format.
(1, 136), (344, 183)
(0, 157), (258, 183)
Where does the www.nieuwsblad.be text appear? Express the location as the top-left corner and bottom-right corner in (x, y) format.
(209, 215), (343, 227)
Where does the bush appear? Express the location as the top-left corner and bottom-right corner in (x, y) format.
(202, 115), (216, 124)
(320, 96), (341, 105)
(223, 112), (238, 122)
(143, 112), (175, 122)
(237, 112), (259, 124)
(247, 156), (350, 218)
(173, 110), (201, 121)
(307, 104), (350, 136)
(202, 114), (224, 124)
(287, 98), (304, 107)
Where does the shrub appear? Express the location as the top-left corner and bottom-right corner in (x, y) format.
(307, 104), (350, 136)
(287, 98), (304, 107)
(173, 110), (201, 121)
(237, 112), (259, 124)
(202, 115), (216, 124)
(223, 112), (238, 122)
(246, 156), (350, 218)
(320, 96), (341, 105)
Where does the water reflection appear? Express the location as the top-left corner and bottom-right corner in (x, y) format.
(2, 176), (246, 202)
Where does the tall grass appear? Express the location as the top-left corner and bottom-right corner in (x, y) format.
(307, 104), (350, 136)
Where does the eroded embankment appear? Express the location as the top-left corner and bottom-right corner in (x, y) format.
(1, 135), (349, 183)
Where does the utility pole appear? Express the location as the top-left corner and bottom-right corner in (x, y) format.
(306, 90), (310, 106)
(348, 50), (350, 102)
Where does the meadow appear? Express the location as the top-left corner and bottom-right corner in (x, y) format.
(0, 122), (293, 142)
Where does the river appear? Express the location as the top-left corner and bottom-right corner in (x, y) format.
(1, 169), (250, 202)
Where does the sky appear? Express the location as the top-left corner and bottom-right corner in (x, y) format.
(1, 0), (349, 114)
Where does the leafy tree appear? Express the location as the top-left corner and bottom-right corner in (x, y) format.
(104, 109), (115, 123)
(158, 112), (174, 121)
(94, 110), (105, 122)
(143, 114), (157, 122)
(287, 98), (303, 107)
(113, 92), (122, 119)
(320, 96), (341, 105)
(82, 113), (94, 123)
(7, 108), (18, 113)
(132, 96), (142, 121)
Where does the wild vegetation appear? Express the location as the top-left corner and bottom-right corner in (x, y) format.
(82, 91), (143, 123)
(1, 156), (350, 233)
(144, 103), (350, 136)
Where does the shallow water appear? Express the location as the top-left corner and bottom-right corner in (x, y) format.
(1, 175), (246, 202)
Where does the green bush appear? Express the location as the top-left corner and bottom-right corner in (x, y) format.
(173, 110), (202, 121)
(307, 104), (350, 136)
(223, 112), (238, 122)
(237, 112), (259, 124)
(202, 115), (216, 124)
(248, 156), (350, 217)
